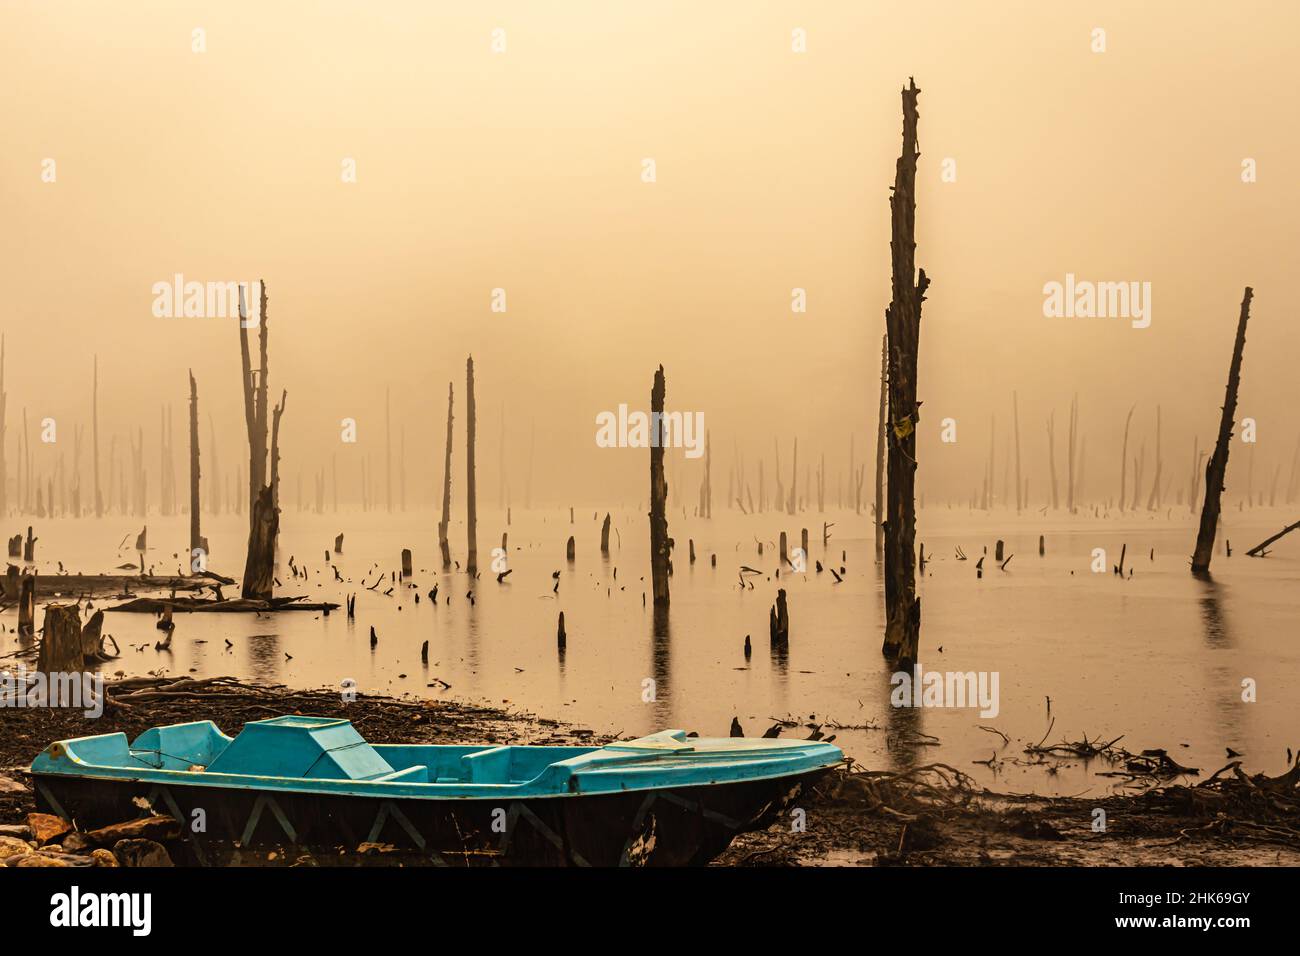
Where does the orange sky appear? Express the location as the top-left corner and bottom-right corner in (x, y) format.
(3, 1), (1297, 507)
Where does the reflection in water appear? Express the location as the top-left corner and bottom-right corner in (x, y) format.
(882, 667), (929, 772)
(1196, 578), (1233, 647)
(650, 603), (672, 730)
(1193, 577), (1246, 741)
(246, 632), (282, 684)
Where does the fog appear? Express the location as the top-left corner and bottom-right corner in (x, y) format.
(4, 0), (1297, 510)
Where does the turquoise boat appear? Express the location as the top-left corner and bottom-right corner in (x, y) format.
(31, 716), (843, 866)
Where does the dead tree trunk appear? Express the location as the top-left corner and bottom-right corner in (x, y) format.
(875, 334), (887, 558)
(0, 335), (7, 519)
(1118, 404), (1135, 512)
(37, 604), (84, 679)
(1192, 288), (1254, 573)
(1146, 405), (1163, 511)
(17, 572), (35, 637)
(649, 365), (671, 606)
(1247, 519), (1300, 557)
(704, 431), (712, 518)
(880, 79), (928, 670)
(188, 371), (206, 566)
(439, 382), (454, 569)
(383, 386), (393, 513)
(92, 355), (102, 517)
(238, 282), (285, 601)
(1013, 390), (1022, 513)
(1046, 412), (1059, 510)
(787, 438), (798, 515)
(465, 356), (478, 576)
(1067, 394), (1078, 512)
(600, 513), (611, 555)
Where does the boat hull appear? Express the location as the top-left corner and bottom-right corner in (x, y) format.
(33, 767), (831, 866)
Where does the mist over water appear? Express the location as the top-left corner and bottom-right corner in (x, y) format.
(12, 504), (1297, 796)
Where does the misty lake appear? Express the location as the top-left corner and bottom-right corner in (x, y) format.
(7, 506), (1298, 797)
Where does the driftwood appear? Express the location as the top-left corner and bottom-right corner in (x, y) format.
(1192, 288), (1253, 573)
(1246, 519), (1300, 557)
(105, 595), (339, 613)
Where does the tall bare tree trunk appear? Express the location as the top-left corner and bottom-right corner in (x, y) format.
(1118, 404), (1135, 512)
(787, 438), (798, 515)
(881, 79), (928, 670)
(92, 355), (102, 517)
(1046, 411), (1059, 510)
(649, 365), (671, 606)
(238, 282), (285, 600)
(1192, 287), (1253, 573)
(385, 386), (393, 513)
(0, 335), (6, 518)
(1067, 394), (1078, 512)
(188, 371), (205, 565)
(465, 356), (478, 576)
(1146, 405), (1163, 510)
(875, 334), (887, 558)
(1012, 390), (1022, 513)
(439, 382), (453, 569)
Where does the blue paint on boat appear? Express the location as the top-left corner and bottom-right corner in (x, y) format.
(31, 716), (844, 800)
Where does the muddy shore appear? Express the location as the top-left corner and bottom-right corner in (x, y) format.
(2, 683), (1296, 867)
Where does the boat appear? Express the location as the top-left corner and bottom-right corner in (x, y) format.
(30, 715), (843, 866)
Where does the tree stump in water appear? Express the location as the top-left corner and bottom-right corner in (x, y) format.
(566, 536), (575, 562)
(241, 485), (279, 601)
(37, 604), (84, 676)
(600, 514), (611, 555)
(17, 572), (36, 638)
(23, 526), (36, 562)
(769, 588), (789, 647)
(334, 533), (344, 554)
(7, 535), (20, 559)
(401, 549), (413, 578)
(80, 609), (106, 661)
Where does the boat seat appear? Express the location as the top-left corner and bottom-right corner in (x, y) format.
(460, 747), (512, 783)
(367, 764), (428, 783)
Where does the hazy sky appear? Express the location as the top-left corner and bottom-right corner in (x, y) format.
(3, 1), (1298, 508)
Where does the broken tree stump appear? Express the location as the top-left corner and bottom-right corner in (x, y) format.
(80, 610), (106, 661)
(768, 588), (789, 647)
(334, 533), (344, 554)
(401, 549), (413, 578)
(17, 572), (36, 637)
(37, 603), (84, 676)
(600, 513), (611, 555)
